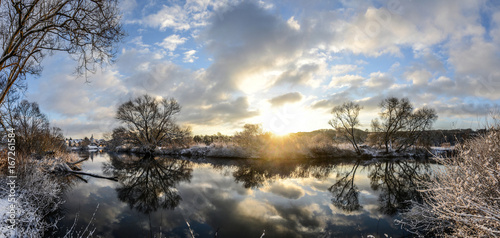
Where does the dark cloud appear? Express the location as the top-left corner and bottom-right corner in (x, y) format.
(310, 90), (354, 110)
(311, 99), (333, 109)
(274, 63), (320, 86)
(268, 92), (303, 107)
(179, 96), (259, 126)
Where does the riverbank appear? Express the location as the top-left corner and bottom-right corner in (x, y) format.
(113, 143), (452, 160)
(0, 152), (84, 237)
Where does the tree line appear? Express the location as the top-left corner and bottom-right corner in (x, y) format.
(331, 97), (438, 155)
(107, 94), (438, 157)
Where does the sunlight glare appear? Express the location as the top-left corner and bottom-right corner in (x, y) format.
(261, 105), (308, 136)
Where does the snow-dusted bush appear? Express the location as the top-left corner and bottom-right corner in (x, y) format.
(397, 128), (500, 237)
(0, 157), (65, 237)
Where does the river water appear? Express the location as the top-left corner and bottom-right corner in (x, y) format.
(52, 152), (434, 238)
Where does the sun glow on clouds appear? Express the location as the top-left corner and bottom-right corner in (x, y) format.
(238, 70), (281, 94)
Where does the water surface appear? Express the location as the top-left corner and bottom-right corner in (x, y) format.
(53, 153), (432, 238)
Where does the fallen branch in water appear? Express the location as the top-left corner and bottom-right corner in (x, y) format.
(66, 157), (89, 166)
(70, 174), (89, 183)
(51, 163), (118, 181)
(65, 170), (118, 181)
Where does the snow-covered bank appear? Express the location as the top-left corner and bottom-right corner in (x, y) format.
(0, 154), (79, 237)
(0, 197), (15, 237)
(114, 143), (435, 160)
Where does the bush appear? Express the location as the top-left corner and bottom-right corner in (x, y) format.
(397, 128), (500, 237)
(0, 155), (65, 237)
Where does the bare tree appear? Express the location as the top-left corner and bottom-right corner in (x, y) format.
(7, 99), (65, 155)
(377, 97), (412, 153)
(114, 94), (189, 153)
(329, 101), (363, 154)
(0, 88), (21, 130)
(394, 106), (437, 152)
(0, 0), (124, 111)
(367, 118), (384, 148)
(372, 97), (437, 153)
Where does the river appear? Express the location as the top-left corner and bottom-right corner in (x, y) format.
(51, 152), (434, 238)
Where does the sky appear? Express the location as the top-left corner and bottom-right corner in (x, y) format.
(25, 0), (500, 138)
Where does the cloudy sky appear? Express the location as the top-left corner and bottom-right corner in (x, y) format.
(26, 0), (500, 138)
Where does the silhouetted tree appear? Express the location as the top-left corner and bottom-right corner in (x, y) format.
(114, 94), (190, 153)
(329, 101), (363, 154)
(80, 136), (91, 149)
(371, 97), (437, 153)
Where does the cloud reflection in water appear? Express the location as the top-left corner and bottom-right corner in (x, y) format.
(56, 154), (432, 237)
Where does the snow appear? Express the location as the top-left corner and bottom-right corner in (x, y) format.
(0, 197), (16, 238)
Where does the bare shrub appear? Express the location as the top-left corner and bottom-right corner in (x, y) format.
(0, 155), (65, 237)
(397, 128), (500, 237)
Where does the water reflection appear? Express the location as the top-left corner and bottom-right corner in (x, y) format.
(329, 160), (362, 212)
(368, 160), (430, 215)
(232, 159), (336, 188)
(57, 154), (434, 237)
(103, 154), (192, 213)
(227, 158), (429, 215)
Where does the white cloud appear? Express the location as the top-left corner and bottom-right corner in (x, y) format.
(449, 37), (500, 76)
(183, 50), (198, 63)
(287, 16), (300, 30)
(405, 69), (432, 86)
(331, 64), (359, 76)
(328, 75), (365, 88)
(363, 72), (395, 90)
(143, 4), (191, 31)
(158, 34), (188, 51)
(140, 0), (239, 31)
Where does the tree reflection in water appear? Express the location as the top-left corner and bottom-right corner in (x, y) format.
(368, 159), (430, 215)
(328, 160), (362, 212)
(232, 159), (336, 188)
(103, 154), (192, 214)
(326, 159), (430, 214)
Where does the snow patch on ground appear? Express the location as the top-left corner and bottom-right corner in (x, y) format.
(0, 197), (16, 238)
